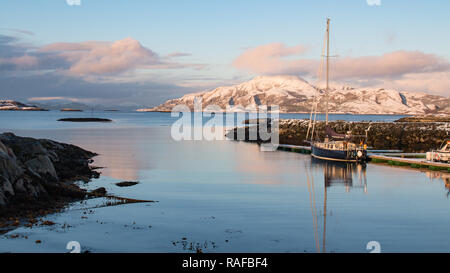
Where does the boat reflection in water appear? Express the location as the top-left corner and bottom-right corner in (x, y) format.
(305, 158), (367, 253)
(425, 171), (450, 198)
(311, 158), (368, 193)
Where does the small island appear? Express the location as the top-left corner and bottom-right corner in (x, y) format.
(0, 100), (47, 111)
(58, 118), (112, 122)
(60, 108), (83, 112)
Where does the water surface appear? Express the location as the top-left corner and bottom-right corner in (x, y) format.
(0, 111), (448, 253)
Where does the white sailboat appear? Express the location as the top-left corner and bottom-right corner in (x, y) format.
(426, 140), (450, 163)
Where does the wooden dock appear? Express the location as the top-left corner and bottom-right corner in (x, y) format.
(276, 144), (450, 170)
(278, 144), (311, 154)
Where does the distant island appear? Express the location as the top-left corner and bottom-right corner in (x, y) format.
(139, 75), (450, 115)
(60, 108), (83, 112)
(58, 118), (112, 122)
(0, 100), (47, 111)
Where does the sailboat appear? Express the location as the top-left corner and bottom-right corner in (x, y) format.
(307, 18), (368, 163)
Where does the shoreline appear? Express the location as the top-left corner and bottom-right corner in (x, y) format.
(0, 132), (157, 235)
(0, 133), (100, 222)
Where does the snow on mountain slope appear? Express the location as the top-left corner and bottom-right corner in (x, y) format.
(143, 75), (450, 115)
(0, 100), (46, 111)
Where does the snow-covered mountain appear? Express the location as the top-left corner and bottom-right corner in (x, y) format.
(142, 75), (450, 115)
(0, 100), (46, 111)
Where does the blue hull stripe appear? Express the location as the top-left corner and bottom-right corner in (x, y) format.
(312, 145), (349, 160)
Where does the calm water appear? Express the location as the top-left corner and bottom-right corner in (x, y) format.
(0, 111), (449, 253)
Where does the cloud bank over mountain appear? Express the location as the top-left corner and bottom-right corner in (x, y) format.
(233, 43), (450, 96)
(0, 31), (448, 109)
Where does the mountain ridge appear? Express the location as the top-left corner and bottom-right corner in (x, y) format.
(142, 75), (450, 115)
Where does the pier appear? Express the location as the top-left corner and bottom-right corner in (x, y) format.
(277, 144), (450, 170)
(278, 144), (311, 154)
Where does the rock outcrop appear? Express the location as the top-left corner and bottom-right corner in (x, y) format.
(0, 133), (99, 217)
(226, 119), (450, 152)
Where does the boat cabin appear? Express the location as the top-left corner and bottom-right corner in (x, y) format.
(314, 141), (359, 151)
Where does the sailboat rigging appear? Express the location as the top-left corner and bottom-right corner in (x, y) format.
(307, 18), (368, 163)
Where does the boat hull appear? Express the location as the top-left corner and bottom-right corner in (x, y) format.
(426, 151), (450, 163)
(311, 144), (366, 162)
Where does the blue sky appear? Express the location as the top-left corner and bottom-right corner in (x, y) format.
(0, 0), (449, 106)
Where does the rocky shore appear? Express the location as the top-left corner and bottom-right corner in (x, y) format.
(0, 133), (99, 219)
(226, 119), (449, 152)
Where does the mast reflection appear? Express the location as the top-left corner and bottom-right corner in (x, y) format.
(306, 158), (368, 253)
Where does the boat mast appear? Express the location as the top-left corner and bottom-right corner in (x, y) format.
(325, 18), (330, 125)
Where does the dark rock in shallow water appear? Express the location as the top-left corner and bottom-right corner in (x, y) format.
(115, 181), (139, 187)
(0, 132), (99, 219)
(90, 187), (107, 197)
(58, 118), (112, 122)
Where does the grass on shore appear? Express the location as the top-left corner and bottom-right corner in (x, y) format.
(371, 158), (450, 171)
